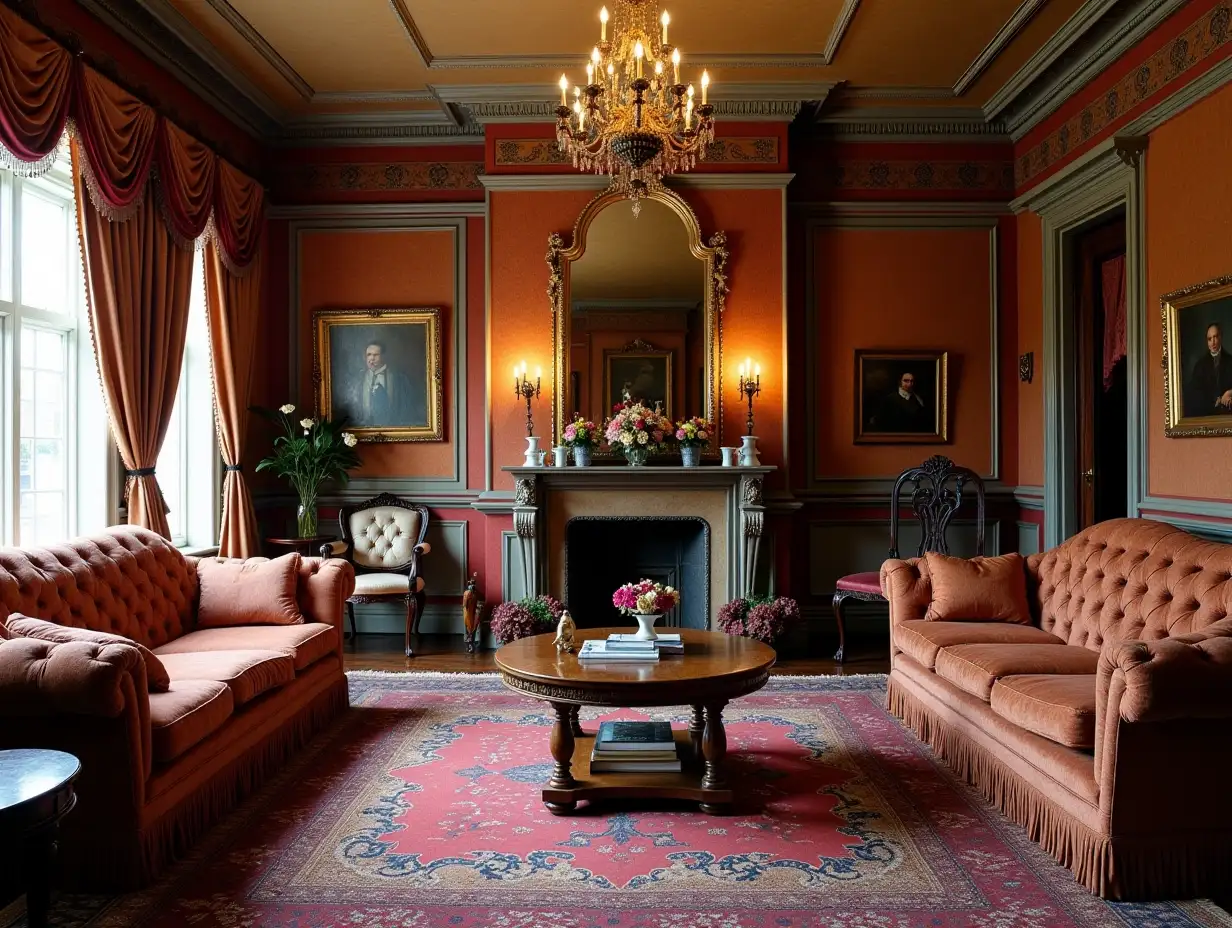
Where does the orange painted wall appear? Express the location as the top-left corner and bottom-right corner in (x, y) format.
(1017, 210), (1044, 487)
(811, 225), (996, 478)
(488, 186), (785, 490)
(296, 228), (458, 479)
(1145, 81), (1232, 500)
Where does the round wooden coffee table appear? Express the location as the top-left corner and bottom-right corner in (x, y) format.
(495, 627), (775, 815)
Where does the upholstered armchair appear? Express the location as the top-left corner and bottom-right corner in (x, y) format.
(321, 492), (431, 657)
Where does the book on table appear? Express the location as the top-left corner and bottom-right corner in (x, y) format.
(605, 633), (684, 653)
(595, 720), (673, 750)
(577, 640), (660, 661)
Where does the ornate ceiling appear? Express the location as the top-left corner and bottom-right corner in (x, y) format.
(79, 0), (1180, 144)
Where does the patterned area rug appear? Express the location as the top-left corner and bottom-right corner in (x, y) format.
(7, 672), (1231, 927)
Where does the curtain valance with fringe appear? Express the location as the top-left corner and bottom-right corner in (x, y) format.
(0, 4), (262, 271)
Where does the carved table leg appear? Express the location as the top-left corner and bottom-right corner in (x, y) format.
(546, 702), (578, 814)
(831, 591), (848, 663)
(699, 700), (729, 813)
(688, 704), (706, 763)
(567, 704), (584, 737)
(22, 821), (59, 928)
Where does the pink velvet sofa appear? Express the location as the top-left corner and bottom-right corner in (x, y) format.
(0, 527), (355, 890)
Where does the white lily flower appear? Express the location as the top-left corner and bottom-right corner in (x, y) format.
(279, 404), (296, 415)
(342, 432), (358, 448)
(299, 418), (315, 429)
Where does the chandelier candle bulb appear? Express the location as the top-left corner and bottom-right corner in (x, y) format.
(661, 10), (669, 44)
(701, 70), (709, 104)
(559, 74), (568, 106)
(600, 6), (608, 41)
(672, 48), (680, 83)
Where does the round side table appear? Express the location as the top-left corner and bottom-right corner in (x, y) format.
(265, 534), (336, 558)
(0, 749), (80, 928)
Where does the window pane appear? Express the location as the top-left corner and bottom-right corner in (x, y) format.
(35, 440), (64, 490)
(19, 325), (69, 544)
(160, 389), (185, 541)
(20, 368), (33, 436)
(36, 328), (65, 371)
(20, 191), (67, 311)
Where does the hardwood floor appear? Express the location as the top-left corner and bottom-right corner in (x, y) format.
(343, 627), (892, 676)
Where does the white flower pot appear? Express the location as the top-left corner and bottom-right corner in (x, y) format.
(633, 613), (662, 640)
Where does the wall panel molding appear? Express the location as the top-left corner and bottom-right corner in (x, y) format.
(287, 217), (470, 492)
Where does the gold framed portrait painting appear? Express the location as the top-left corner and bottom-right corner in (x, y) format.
(604, 347), (674, 418)
(854, 350), (949, 444)
(1163, 275), (1232, 437)
(313, 307), (443, 442)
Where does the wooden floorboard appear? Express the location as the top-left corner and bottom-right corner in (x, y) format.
(344, 631), (891, 676)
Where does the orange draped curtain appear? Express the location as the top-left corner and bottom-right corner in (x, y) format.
(0, 5), (266, 549)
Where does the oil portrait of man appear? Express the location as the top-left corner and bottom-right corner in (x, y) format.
(856, 351), (948, 444)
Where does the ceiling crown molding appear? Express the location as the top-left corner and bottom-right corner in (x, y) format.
(815, 105), (1009, 142)
(953, 0), (1048, 96)
(202, 0), (312, 101)
(823, 0), (862, 62)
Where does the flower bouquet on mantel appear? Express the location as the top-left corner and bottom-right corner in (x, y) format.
(674, 415), (713, 467)
(604, 401), (671, 467)
(562, 414), (601, 467)
(253, 403), (361, 537)
(613, 579), (681, 640)
(489, 594), (565, 643)
(718, 595), (800, 645)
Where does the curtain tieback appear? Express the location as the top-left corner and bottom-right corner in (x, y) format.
(122, 467), (168, 514)
(223, 463), (244, 473)
(125, 467), (156, 477)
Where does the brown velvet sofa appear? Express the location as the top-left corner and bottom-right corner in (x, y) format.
(0, 527), (355, 891)
(882, 517), (1232, 900)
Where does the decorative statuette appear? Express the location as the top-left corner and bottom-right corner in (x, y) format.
(553, 610), (578, 653)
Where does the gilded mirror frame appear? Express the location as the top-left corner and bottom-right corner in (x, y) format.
(546, 184), (729, 450)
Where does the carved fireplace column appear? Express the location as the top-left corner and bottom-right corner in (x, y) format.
(513, 476), (540, 598)
(739, 474), (766, 598)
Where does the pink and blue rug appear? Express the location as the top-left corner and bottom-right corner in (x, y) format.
(11, 672), (1231, 927)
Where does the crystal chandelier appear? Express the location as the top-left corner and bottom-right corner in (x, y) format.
(555, 1), (715, 213)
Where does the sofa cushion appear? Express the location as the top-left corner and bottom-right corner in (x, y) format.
(924, 552), (1032, 624)
(196, 554), (303, 628)
(4, 614), (171, 692)
(154, 623), (337, 672)
(149, 680), (234, 762)
(895, 620), (1065, 671)
(353, 573), (426, 596)
(157, 650), (295, 705)
(934, 643), (1099, 701)
(991, 674), (1098, 750)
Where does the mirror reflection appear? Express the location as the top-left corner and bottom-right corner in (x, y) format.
(567, 198), (706, 426)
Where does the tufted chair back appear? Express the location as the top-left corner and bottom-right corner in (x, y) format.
(349, 506), (422, 570)
(1026, 518), (1232, 652)
(0, 526), (197, 649)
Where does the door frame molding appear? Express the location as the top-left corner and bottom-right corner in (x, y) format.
(1011, 137), (1147, 548)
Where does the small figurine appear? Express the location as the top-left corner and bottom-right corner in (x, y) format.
(462, 573), (484, 653)
(553, 609), (577, 653)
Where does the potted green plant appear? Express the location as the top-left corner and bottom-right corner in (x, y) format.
(253, 403), (361, 537)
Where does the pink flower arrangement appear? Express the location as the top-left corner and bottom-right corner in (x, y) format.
(717, 595), (800, 644)
(674, 415), (713, 449)
(562, 414), (600, 449)
(612, 578), (680, 616)
(604, 401), (671, 457)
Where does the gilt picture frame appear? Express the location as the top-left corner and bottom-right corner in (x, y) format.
(604, 343), (674, 419)
(854, 350), (949, 444)
(1162, 275), (1232, 437)
(313, 307), (443, 443)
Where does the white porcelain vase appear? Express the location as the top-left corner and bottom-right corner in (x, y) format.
(633, 612), (662, 640)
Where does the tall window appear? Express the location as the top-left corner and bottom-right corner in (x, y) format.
(0, 158), (89, 546)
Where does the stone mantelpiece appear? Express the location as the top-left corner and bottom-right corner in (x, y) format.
(502, 466), (774, 626)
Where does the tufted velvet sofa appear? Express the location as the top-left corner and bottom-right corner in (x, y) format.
(882, 518), (1232, 900)
(0, 527), (355, 890)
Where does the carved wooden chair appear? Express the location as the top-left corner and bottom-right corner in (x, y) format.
(831, 455), (985, 662)
(321, 492), (431, 657)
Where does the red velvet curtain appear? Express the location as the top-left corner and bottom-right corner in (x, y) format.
(1102, 254), (1127, 391)
(0, 5), (72, 174)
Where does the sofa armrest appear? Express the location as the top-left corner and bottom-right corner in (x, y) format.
(296, 557), (356, 630)
(319, 540), (348, 557)
(880, 557), (933, 628)
(1098, 635), (1232, 724)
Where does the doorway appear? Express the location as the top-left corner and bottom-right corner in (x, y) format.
(1067, 209), (1128, 529)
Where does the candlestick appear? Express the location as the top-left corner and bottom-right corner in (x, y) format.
(634, 41), (644, 77)
(599, 6), (608, 41)
(559, 74), (568, 106)
(514, 361), (542, 438)
(671, 48), (680, 83)
(737, 360), (762, 436)
(701, 70), (709, 104)
(661, 10), (670, 44)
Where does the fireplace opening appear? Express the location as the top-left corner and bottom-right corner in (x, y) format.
(564, 516), (709, 629)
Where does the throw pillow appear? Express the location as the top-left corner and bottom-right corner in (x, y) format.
(924, 552), (1033, 624)
(197, 553), (304, 628)
(4, 614), (171, 692)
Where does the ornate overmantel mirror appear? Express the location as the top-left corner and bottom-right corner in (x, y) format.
(547, 184), (728, 450)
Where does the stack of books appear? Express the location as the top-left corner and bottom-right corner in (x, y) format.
(578, 638), (660, 662)
(607, 632), (684, 654)
(590, 720), (681, 773)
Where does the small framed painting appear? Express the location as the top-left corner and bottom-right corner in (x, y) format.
(605, 344), (673, 417)
(854, 350), (948, 444)
(1162, 275), (1232, 436)
(313, 307), (443, 442)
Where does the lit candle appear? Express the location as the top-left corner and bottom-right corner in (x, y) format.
(655, 60), (663, 77)
(687, 83), (694, 100)
(599, 6), (608, 41)
(586, 62), (593, 82)
(559, 74), (568, 106)
(661, 10), (670, 45)
(535, 366), (542, 380)
(684, 98), (692, 128)
(607, 63), (614, 78)
(755, 363), (761, 378)
(671, 48), (680, 83)
(574, 85), (581, 101)
(701, 70), (709, 104)
(634, 41), (644, 78)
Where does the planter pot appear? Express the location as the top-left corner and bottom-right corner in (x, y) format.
(680, 445), (701, 467)
(632, 612), (662, 640)
(573, 446), (592, 467)
(621, 444), (651, 467)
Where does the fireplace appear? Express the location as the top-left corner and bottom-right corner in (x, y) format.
(564, 517), (709, 629)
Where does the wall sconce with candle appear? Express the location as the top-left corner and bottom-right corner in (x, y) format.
(736, 358), (762, 466)
(514, 361), (543, 465)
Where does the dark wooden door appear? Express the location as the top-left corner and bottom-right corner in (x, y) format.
(1074, 216), (1127, 529)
